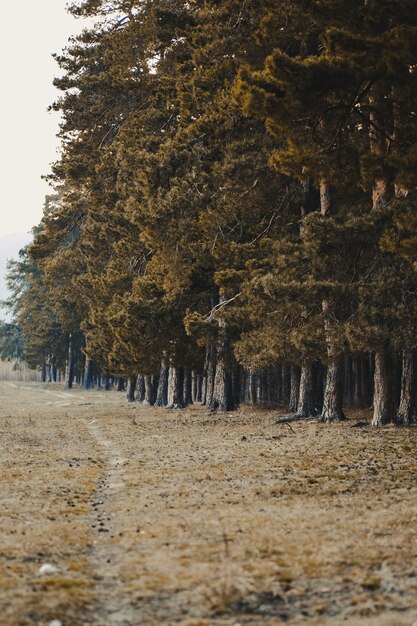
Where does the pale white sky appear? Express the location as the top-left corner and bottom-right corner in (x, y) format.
(0, 1), (89, 237)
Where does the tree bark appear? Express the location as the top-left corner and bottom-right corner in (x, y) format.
(191, 370), (198, 403)
(232, 366), (241, 409)
(155, 352), (169, 407)
(321, 355), (345, 422)
(289, 364), (301, 413)
(296, 363), (317, 417)
(248, 369), (258, 406)
(127, 375), (136, 402)
(84, 357), (94, 389)
(319, 181), (345, 422)
(41, 357), (47, 383)
(372, 348), (394, 426)
(135, 375), (145, 402)
(168, 359), (183, 408)
(282, 364), (291, 408)
(143, 375), (154, 406)
(397, 349), (417, 425)
(203, 343), (216, 407)
(183, 367), (193, 406)
(209, 303), (235, 412)
(65, 335), (75, 390)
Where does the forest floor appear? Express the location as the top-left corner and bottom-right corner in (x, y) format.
(1, 382), (417, 626)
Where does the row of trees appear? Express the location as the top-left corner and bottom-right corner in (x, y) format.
(5, 0), (417, 425)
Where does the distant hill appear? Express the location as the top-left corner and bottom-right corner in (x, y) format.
(0, 232), (32, 320)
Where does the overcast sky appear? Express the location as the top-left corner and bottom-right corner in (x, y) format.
(0, 1), (89, 237)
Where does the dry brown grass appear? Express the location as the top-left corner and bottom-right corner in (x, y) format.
(1, 382), (417, 625)
(0, 359), (42, 382)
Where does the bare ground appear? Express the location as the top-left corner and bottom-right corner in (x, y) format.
(1, 381), (417, 626)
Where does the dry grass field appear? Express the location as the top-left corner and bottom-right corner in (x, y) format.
(0, 360), (42, 383)
(1, 380), (417, 626)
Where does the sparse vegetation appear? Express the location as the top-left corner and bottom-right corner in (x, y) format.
(1, 382), (416, 625)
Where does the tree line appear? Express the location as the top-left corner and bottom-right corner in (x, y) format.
(3, 0), (417, 425)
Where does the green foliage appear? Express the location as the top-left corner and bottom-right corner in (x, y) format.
(0, 322), (25, 361)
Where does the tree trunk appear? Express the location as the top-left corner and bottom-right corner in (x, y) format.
(183, 367), (193, 406)
(65, 335), (75, 390)
(321, 355), (345, 422)
(192, 370), (203, 403)
(191, 370), (197, 403)
(361, 354), (373, 407)
(289, 364), (301, 413)
(232, 366), (241, 409)
(248, 369), (258, 406)
(397, 349), (417, 425)
(135, 375), (145, 402)
(142, 375), (153, 406)
(127, 375), (136, 403)
(352, 356), (363, 408)
(282, 364), (291, 408)
(204, 343), (216, 407)
(319, 181), (345, 422)
(84, 357), (94, 389)
(209, 306), (234, 412)
(168, 360), (183, 408)
(296, 363), (316, 417)
(372, 348), (394, 426)
(116, 378), (125, 392)
(41, 358), (47, 383)
(155, 352), (169, 407)
(103, 374), (111, 391)
(197, 374), (203, 402)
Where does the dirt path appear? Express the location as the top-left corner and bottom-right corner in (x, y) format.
(82, 415), (136, 626)
(1, 381), (417, 626)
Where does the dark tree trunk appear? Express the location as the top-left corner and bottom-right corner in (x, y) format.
(393, 353), (402, 411)
(191, 370), (198, 403)
(296, 363), (317, 417)
(361, 354), (373, 407)
(397, 349), (417, 425)
(135, 375), (145, 402)
(127, 375), (136, 402)
(289, 364), (301, 413)
(116, 378), (125, 392)
(152, 376), (159, 402)
(232, 366), (241, 409)
(183, 367), (193, 406)
(155, 353), (169, 407)
(352, 356), (364, 408)
(282, 364), (291, 408)
(41, 358), (47, 383)
(259, 370), (265, 406)
(65, 336), (75, 390)
(84, 357), (94, 389)
(197, 374), (203, 402)
(103, 374), (111, 391)
(372, 348), (394, 426)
